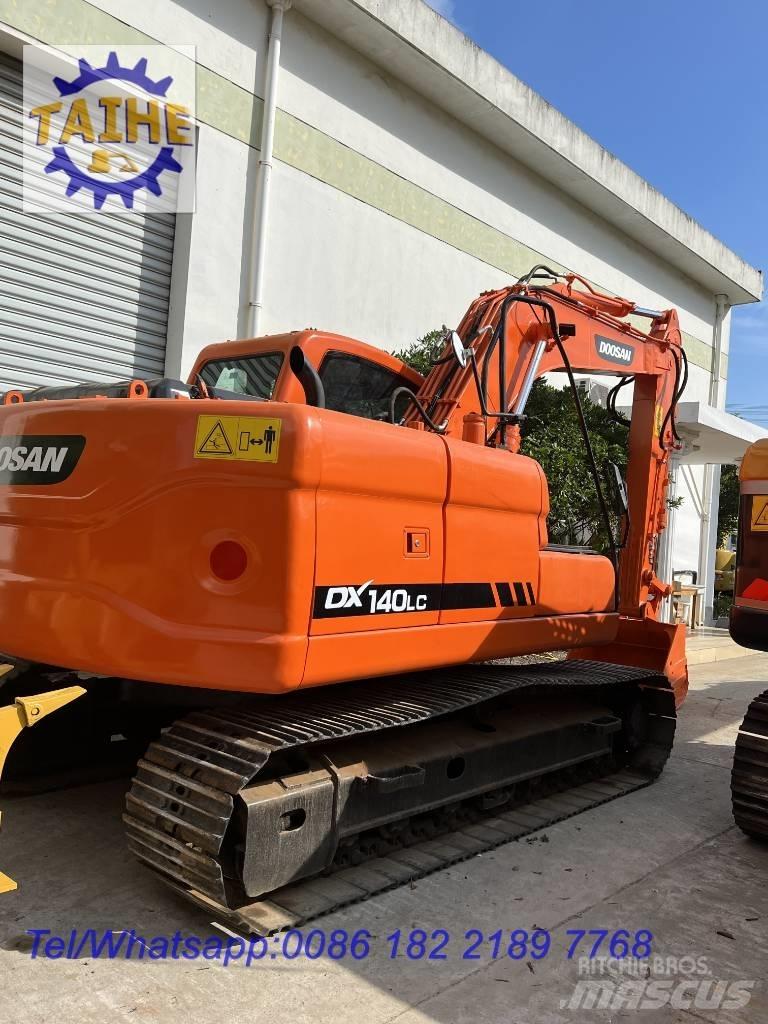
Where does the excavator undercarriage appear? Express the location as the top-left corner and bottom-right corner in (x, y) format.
(122, 661), (675, 934)
(0, 653), (677, 931)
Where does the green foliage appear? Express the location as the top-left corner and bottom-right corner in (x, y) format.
(522, 379), (628, 550)
(393, 327), (447, 377)
(717, 463), (740, 546)
(714, 591), (733, 621)
(395, 330), (630, 552)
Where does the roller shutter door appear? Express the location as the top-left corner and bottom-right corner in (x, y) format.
(0, 51), (175, 390)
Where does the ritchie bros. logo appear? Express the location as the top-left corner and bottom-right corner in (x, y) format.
(23, 45), (196, 212)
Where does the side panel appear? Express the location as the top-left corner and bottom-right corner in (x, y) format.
(303, 432), (620, 687)
(302, 613), (619, 687)
(441, 440), (544, 624)
(310, 415), (447, 634)
(538, 549), (615, 614)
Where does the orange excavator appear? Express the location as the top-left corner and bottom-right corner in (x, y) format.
(729, 440), (768, 839)
(0, 267), (688, 931)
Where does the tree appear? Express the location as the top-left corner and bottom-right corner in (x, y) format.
(522, 379), (628, 549)
(393, 327), (447, 376)
(717, 463), (740, 546)
(394, 331), (629, 551)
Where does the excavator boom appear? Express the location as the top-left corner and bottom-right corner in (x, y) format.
(411, 274), (685, 619)
(404, 272), (688, 698)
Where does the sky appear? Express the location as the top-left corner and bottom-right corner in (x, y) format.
(426, 0), (768, 421)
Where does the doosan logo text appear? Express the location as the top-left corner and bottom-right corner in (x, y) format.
(595, 335), (635, 366)
(0, 445), (68, 473)
(0, 434), (85, 485)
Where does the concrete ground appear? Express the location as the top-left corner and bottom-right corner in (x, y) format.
(1, 656), (767, 1024)
(686, 627), (757, 666)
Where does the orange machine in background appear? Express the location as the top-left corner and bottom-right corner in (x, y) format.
(729, 439), (768, 842)
(731, 438), (768, 647)
(0, 268), (687, 924)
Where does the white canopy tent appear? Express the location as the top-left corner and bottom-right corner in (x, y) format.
(655, 403), (767, 623)
(674, 402), (768, 465)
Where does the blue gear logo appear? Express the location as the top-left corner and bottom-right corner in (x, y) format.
(43, 51), (184, 210)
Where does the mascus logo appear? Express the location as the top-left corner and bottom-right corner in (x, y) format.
(595, 335), (635, 366)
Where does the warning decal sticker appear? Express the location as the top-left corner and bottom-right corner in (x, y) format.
(654, 404), (664, 436)
(194, 415), (281, 463)
(751, 495), (768, 532)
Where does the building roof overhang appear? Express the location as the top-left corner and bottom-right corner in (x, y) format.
(295, 0), (763, 305)
(669, 402), (767, 464)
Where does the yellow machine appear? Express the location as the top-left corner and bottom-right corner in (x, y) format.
(0, 682), (84, 892)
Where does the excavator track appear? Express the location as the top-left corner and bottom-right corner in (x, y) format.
(124, 660), (676, 935)
(732, 689), (768, 840)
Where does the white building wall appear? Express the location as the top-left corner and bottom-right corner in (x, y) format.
(264, 162), (510, 348)
(276, 11), (718, 345)
(86, 0), (269, 92)
(165, 122), (256, 372)
(676, 466), (708, 574)
(85, 0), (721, 374)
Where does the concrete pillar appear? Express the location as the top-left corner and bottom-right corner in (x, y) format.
(702, 463), (722, 624)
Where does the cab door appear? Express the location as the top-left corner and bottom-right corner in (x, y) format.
(440, 438), (545, 625)
(310, 352), (446, 637)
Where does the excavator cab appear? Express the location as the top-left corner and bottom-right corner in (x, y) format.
(190, 331), (422, 420)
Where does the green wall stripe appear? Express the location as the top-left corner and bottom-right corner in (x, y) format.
(275, 106), (548, 278)
(0, 0), (263, 145)
(0, 0), (716, 371)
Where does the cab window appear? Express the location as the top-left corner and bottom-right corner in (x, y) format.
(199, 353), (283, 399)
(319, 352), (416, 421)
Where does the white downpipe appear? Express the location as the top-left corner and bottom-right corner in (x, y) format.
(247, 0), (291, 338)
(710, 294), (728, 410)
(697, 293), (729, 624)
